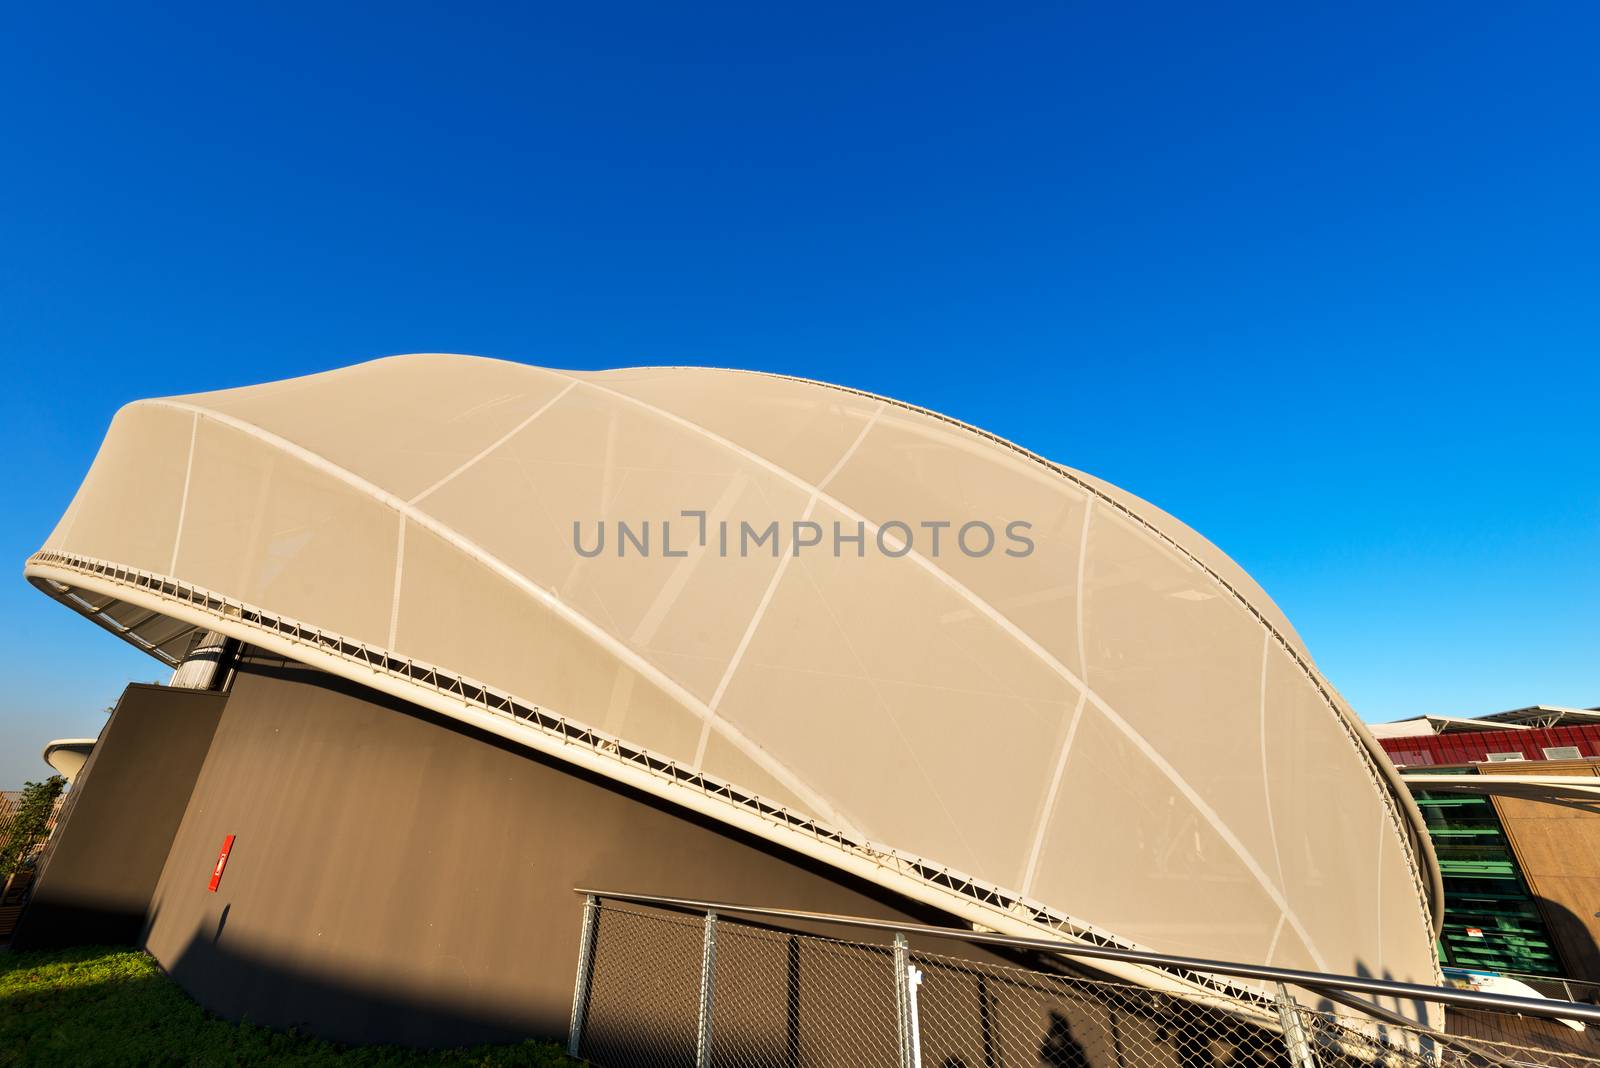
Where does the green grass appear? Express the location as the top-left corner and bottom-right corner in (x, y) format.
(0, 945), (581, 1067)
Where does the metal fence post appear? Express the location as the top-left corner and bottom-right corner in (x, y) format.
(906, 961), (924, 1068)
(895, 933), (925, 1068)
(696, 910), (719, 1068)
(567, 893), (600, 1058)
(1274, 982), (1318, 1068)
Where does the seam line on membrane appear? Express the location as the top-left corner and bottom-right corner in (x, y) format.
(408, 380), (577, 505)
(1020, 690), (1088, 896)
(1021, 498), (1096, 897)
(388, 512), (406, 649)
(1376, 805), (1386, 974)
(693, 498), (810, 767)
(565, 373), (1328, 971)
(693, 403), (885, 768)
(138, 398), (855, 838)
(168, 412), (199, 575)
(1259, 628), (1286, 891)
(1075, 498), (1092, 685)
(1264, 912), (1286, 967)
(629, 473), (749, 649)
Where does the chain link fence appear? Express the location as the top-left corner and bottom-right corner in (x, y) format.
(569, 900), (1600, 1068)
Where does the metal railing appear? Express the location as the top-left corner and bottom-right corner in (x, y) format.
(1476, 971), (1600, 1007)
(568, 889), (1600, 1068)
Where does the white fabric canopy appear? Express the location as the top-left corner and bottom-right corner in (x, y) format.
(30, 353), (1442, 998)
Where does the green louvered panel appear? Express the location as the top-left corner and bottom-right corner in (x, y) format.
(1413, 789), (1563, 976)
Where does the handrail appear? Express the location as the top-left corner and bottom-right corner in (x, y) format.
(1486, 968), (1600, 999)
(577, 888), (1600, 1027)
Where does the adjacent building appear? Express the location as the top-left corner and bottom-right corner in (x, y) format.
(1374, 708), (1600, 985)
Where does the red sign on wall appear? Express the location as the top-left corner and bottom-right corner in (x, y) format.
(208, 834), (236, 892)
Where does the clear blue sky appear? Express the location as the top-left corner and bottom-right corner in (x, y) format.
(2, 3), (1596, 786)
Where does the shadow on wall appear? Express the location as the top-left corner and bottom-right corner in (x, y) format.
(15, 901), (573, 1049)
(8, 897), (149, 951)
(15, 900), (590, 1056)
(1309, 959), (1436, 1045)
(1534, 897), (1600, 991)
(164, 918), (567, 1049)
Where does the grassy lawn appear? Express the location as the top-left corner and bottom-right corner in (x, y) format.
(0, 945), (580, 1066)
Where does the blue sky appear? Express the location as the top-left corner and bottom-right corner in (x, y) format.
(2, 3), (1596, 786)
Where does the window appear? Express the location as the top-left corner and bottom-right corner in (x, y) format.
(1484, 752), (1526, 762)
(1542, 746), (1582, 760)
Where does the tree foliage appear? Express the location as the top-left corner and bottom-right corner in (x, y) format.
(0, 774), (67, 878)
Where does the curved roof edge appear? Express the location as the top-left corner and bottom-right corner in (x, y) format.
(42, 738), (96, 782)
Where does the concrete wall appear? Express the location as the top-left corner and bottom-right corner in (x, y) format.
(12, 684), (226, 950)
(140, 653), (963, 1048)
